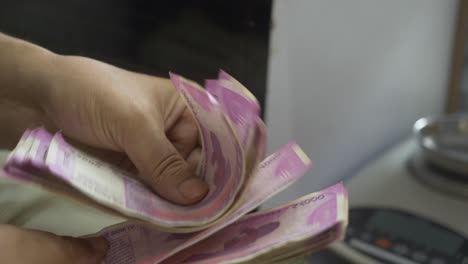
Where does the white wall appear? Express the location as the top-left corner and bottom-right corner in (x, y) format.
(263, 0), (458, 208)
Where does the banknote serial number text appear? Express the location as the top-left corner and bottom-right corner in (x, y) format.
(259, 152), (281, 169)
(290, 194), (325, 209)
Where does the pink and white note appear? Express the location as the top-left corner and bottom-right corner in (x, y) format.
(2, 70), (348, 263)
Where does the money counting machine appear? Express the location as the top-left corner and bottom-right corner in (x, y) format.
(313, 114), (468, 264)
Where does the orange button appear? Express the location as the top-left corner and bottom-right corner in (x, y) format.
(375, 239), (391, 249)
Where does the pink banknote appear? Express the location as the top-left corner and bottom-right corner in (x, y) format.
(1, 70), (348, 264)
(90, 141), (312, 264)
(5, 73), (248, 228)
(205, 77), (258, 148)
(161, 183), (348, 264)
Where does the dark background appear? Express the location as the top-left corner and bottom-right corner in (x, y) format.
(0, 0), (271, 116)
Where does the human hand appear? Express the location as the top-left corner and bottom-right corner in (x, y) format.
(37, 55), (209, 205)
(0, 34), (208, 205)
(0, 224), (108, 264)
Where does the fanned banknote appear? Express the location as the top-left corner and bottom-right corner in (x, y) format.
(2, 71), (348, 263)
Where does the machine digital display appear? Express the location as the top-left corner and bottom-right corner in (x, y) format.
(367, 210), (463, 256)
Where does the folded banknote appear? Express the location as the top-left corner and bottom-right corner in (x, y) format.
(2, 71), (348, 263)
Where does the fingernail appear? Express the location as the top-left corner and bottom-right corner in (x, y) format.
(87, 237), (109, 254)
(178, 178), (209, 202)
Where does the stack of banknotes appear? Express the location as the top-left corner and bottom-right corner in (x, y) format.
(2, 71), (348, 264)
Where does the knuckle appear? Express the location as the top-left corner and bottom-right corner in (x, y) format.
(119, 104), (155, 145)
(148, 152), (186, 187)
(123, 102), (152, 126)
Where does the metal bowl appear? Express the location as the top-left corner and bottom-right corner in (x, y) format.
(413, 114), (468, 178)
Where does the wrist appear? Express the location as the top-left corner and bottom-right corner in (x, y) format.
(11, 47), (58, 112)
(0, 34), (59, 147)
(0, 35), (58, 108)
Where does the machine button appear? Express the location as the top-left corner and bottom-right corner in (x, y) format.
(375, 239), (391, 249)
(429, 258), (445, 264)
(393, 244), (409, 255)
(412, 251), (428, 262)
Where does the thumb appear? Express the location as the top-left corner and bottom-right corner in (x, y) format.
(123, 122), (209, 205)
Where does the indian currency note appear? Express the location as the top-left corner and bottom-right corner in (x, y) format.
(0, 70), (348, 264)
(161, 183), (348, 264)
(205, 77), (258, 148)
(88, 141), (312, 264)
(5, 73), (248, 230)
(205, 72), (267, 208)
